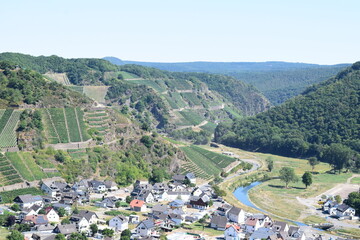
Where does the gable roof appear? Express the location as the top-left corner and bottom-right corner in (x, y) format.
(15, 194), (43, 203)
(23, 214), (49, 225)
(55, 224), (78, 235)
(130, 199), (145, 208)
(137, 219), (155, 229)
(172, 174), (186, 181)
(228, 206), (242, 216)
(112, 215), (128, 223)
(273, 221), (288, 232)
(210, 215), (227, 229)
(72, 210), (97, 222)
(336, 204), (352, 212)
(186, 172), (196, 179)
(152, 204), (168, 213)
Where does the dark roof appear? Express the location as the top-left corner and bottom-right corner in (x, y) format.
(89, 180), (105, 188)
(288, 226), (300, 236)
(152, 204), (168, 213)
(273, 221), (288, 232)
(15, 194), (43, 203)
(72, 210), (97, 222)
(104, 180), (117, 188)
(36, 224), (56, 231)
(228, 206), (242, 216)
(172, 174), (186, 181)
(211, 215), (227, 229)
(55, 224), (78, 235)
(337, 204), (351, 212)
(186, 172), (196, 179)
(138, 219), (155, 229)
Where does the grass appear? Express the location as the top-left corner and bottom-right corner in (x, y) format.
(6, 152), (34, 181)
(42, 109), (60, 144)
(76, 108), (91, 141)
(0, 227), (9, 240)
(0, 187), (44, 203)
(83, 86), (109, 103)
(200, 122), (217, 133)
(166, 79), (192, 90)
(302, 215), (327, 225)
(335, 228), (360, 238)
(20, 152), (47, 180)
(181, 92), (202, 106)
(247, 151), (351, 221)
(129, 80), (166, 92)
(178, 110), (204, 126)
(187, 222), (223, 236)
(118, 71), (139, 79)
(190, 145), (235, 168)
(48, 108), (69, 143)
(350, 177), (360, 184)
(0, 110), (21, 148)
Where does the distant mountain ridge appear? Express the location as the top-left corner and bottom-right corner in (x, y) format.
(104, 57), (349, 105)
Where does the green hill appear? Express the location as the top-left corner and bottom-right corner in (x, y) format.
(215, 62), (360, 171)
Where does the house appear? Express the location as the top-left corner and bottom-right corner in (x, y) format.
(245, 217), (261, 233)
(96, 197), (117, 208)
(54, 224), (78, 236)
(185, 172), (196, 184)
(210, 215), (227, 231)
(168, 213), (183, 226)
(227, 206), (245, 224)
(35, 224), (56, 233)
(136, 219), (157, 237)
(172, 174), (186, 183)
(272, 221), (289, 233)
(72, 179), (90, 192)
(224, 225), (244, 240)
(104, 180), (118, 191)
(169, 200), (186, 212)
(335, 204), (356, 217)
(22, 214), (49, 226)
(41, 180), (71, 200)
(109, 215), (129, 231)
(152, 183), (169, 194)
(288, 226), (306, 240)
(52, 203), (72, 215)
(129, 215), (140, 224)
(45, 207), (59, 223)
(152, 204), (169, 217)
(167, 191), (191, 201)
(70, 210), (98, 231)
(250, 227), (276, 240)
(88, 180), (106, 193)
(189, 193), (210, 209)
(14, 195), (43, 209)
(31, 232), (56, 240)
(217, 204), (233, 216)
(130, 199), (146, 212)
(323, 200), (337, 213)
(137, 190), (155, 203)
(191, 187), (203, 197)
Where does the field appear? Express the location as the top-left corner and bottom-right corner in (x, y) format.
(0, 227), (9, 240)
(83, 86), (109, 103)
(181, 92), (202, 106)
(178, 110), (204, 126)
(43, 108), (90, 144)
(181, 145), (236, 179)
(200, 122), (217, 133)
(6, 152), (34, 181)
(67, 86), (84, 94)
(20, 152), (48, 180)
(0, 109), (21, 148)
(350, 177), (360, 184)
(128, 80), (166, 93)
(43, 72), (71, 85)
(247, 152), (352, 221)
(0, 154), (22, 186)
(84, 109), (110, 135)
(166, 79), (192, 90)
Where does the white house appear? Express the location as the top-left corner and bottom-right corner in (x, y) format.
(70, 210), (98, 231)
(210, 215), (228, 231)
(225, 225), (245, 240)
(136, 219), (156, 237)
(245, 218), (261, 233)
(185, 172), (196, 184)
(104, 180), (118, 191)
(335, 204), (356, 217)
(109, 215), (129, 232)
(227, 206), (245, 224)
(45, 208), (60, 223)
(89, 180), (106, 193)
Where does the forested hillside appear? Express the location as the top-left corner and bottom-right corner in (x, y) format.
(0, 61), (92, 108)
(215, 62), (360, 171)
(104, 57), (348, 105)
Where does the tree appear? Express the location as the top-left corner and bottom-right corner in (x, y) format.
(322, 144), (352, 173)
(90, 224), (98, 236)
(72, 207), (79, 214)
(307, 157), (319, 171)
(126, 196), (132, 204)
(55, 234), (66, 240)
(279, 167), (298, 188)
(58, 207), (66, 217)
(302, 172), (312, 188)
(115, 201), (121, 208)
(10, 204), (20, 212)
(6, 215), (16, 227)
(335, 195), (342, 204)
(140, 135), (153, 148)
(61, 218), (70, 224)
(6, 231), (23, 240)
(38, 209), (46, 214)
(69, 232), (87, 240)
(266, 157), (274, 172)
(344, 192), (360, 215)
(102, 229), (114, 237)
(120, 229), (131, 240)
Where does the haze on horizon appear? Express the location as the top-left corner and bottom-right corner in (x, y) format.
(1, 0), (359, 65)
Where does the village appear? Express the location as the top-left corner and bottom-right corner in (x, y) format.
(0, 171), (357, 240)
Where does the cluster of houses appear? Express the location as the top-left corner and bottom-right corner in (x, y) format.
(322, 199), (356, 219)
(1, 173), (356, 240)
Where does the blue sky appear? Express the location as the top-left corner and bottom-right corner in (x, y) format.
(1, 0), (359, 64)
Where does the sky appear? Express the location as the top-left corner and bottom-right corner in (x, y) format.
(1, 0), (359, 64)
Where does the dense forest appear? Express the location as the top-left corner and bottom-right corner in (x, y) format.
(228, 66), (347, 104)
(0, 61), (91, 108)
(215, 62), (360, 171)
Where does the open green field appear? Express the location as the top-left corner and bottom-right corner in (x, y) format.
(0, 109), (21, 148)
(247, 151), (352, 221)
(350, 177), (360, 184)
(0, 227), (9, 240)
(20, 152), (47, 180)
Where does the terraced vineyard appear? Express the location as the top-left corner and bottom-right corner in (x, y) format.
(181, 92), (202, 106)
(6, 152), (34, 181)
(129, 80), (167, 93)
(85, 109), (110, 135)
(166, 79), (192, 90)
(0, 109), (21, 148)
(181, 145), (236, 179)
(0, 153), (23, 186)
(42, 108), (90, 144)
(178, 110), (204, 126)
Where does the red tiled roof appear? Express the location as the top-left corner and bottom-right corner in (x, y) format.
(130, 199), (145, 208)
